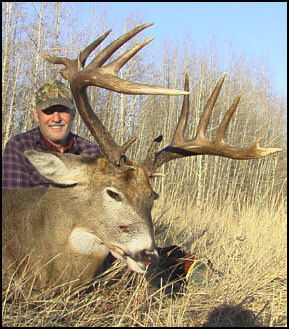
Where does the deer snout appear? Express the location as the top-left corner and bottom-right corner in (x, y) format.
(137, 249), (159, 266)
(109, 242), (159, 273)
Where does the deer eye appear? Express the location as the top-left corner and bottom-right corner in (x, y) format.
(107, 189), (122, 201)
(119, 225), (130, 233)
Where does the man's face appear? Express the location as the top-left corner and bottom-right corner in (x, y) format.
(33, 105), (75, 145)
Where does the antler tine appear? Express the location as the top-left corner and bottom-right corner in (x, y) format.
(78, 29), (112, 67)
(41, 54), (76, 81)
(142, 75), (193, 172)
(196, 73), (226, 139)
(41, 31), (112, 81)
(120, 136), (138, 155)
(88, 23), (153, 69)
(215, 93), (242, 144)
(105, 37), (154, 75)
(172, 73), (190, 142)
(41, 53), (70, 66)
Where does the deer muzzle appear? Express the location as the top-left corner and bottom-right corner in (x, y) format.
(110, 245), (159, 273)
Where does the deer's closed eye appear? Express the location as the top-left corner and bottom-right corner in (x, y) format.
(107, 189), (122, 201)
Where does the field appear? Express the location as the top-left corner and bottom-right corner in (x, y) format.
(2, 196), (286, 327)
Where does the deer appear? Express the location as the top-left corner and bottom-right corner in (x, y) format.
(2, 23), (281, 290)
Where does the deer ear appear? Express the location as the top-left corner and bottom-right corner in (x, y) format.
(24, 150), (86, 185)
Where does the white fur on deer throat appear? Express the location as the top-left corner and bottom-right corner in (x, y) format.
(68, 227), (109, 258)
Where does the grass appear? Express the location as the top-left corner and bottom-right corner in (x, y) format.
(2, 197), (287, 327)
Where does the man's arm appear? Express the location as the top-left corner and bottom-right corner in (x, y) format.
(74, 135), (102, 156)
(2, 133), (101, 189)
(2, 137), (52, 189)
(2, 138), (33, 189)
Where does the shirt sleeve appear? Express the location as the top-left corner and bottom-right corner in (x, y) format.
(2, 138), (32, 189)
(83, 143), (101, 155)
(75, 136), (101, 156)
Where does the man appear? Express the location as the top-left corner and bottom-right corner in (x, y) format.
(2, 80), (100, 189)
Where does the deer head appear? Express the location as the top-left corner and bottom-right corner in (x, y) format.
(39, 23), (281, 277)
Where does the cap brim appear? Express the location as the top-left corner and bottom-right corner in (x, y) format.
(36, 98), (75, 111)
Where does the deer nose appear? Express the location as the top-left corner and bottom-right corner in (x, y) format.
(141, 249), (159, 266)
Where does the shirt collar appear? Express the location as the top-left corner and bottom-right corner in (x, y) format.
(40, 132), (74, 153)
(35, 127), (79, 153)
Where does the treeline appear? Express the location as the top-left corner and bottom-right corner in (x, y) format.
(2, 2), (287, 206)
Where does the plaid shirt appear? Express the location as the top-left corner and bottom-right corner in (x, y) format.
(2, 127), (101, 189)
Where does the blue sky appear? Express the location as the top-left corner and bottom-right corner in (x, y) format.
(75, 2), (287, 98)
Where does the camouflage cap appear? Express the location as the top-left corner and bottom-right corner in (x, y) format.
(34, 80), (75, 111)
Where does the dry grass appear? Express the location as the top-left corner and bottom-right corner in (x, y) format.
(2, 197), (286, 327)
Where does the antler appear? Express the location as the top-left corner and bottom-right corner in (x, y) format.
(41, 23), (189, 165)
(143, 73), (282, 172)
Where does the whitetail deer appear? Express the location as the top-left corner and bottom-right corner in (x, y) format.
(2, 23), (281, 290)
